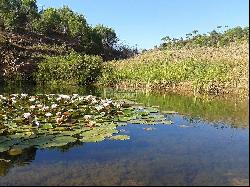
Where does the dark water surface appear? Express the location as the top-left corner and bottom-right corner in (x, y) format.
(0, 85), (249, 186)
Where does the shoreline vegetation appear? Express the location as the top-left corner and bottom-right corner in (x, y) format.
(99, 29), (249, 98)
(0, 0), (249, 98)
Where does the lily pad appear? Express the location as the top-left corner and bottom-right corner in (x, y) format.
(8, 148), (23, 156)
(109, 135), (130, 141)
(40, 136), (77, 148)
(0, 93), (176, 152)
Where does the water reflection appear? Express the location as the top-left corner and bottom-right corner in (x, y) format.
(0, 114), (248, 185)
(0, 84), (248, 185)
(0, 147), (36, 176)
(103, 89), (249, 128)
(0, 84), (248, 128)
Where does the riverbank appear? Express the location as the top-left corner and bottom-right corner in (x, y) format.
(99, 41), (249, 98)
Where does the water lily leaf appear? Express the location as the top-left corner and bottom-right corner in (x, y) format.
(162, 111), (178, 114)
(21, 135), (55, 148)
(117, 122), (127, 126)
(0, 139), (20, 152)
(60, 130), (81, 136)
(145, 107), (159, 113)
(40, 124), (53, 130)
(143, 127), (155, 131)
(12, 143), (34, 150)
(40, 136), (77, 148)
(118, 116), (134, 122)
(79, 135), (105, 142)
(8, 148), (23, 156)
(8, 133), (30, 140)
(109, 135), (130, 141)
(161, 120), (174, 125)
(0, 136), (10, 143)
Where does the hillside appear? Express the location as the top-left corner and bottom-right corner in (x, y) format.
(0, 31), (78, 82)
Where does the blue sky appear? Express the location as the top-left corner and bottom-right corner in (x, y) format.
(37, 0), (249, 49)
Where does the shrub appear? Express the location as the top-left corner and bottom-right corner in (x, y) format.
(36, 52), (103, 85)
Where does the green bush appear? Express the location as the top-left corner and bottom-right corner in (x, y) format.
(36, 52), (103, 85)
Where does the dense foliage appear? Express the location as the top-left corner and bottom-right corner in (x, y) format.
(100, 41), (248, 96)
(0, 0), (137, 60)
(0, 0), (137, 84)
(0, 0), (39, 32)
(36, 52), (103, 85)
(160, 26), (249, 49)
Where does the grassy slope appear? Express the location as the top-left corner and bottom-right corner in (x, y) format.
(100, 41), (249, 97)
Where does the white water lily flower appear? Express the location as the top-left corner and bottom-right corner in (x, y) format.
(71, 94), (79, 100)
(10, 97), (17, 104)
(103, 103), (110, 107)
(100, 99), (106, 104)
(91, 98), (98, 104)
(95, 105), (104, 111)
(30, 105), (36, 109)
(85, 95), (95, 102)
(0, 95), (6, 100)
(37, 104), (43, 108)
(51, 104), (58, 109)
(78, 96), (84, 101)
(29, 97), (36, 102)
(56, 112), (62, 116)
(114, 103), (121, 108)
(45, 112), (52, 117)
(106, 99), (113, 104)
(21, 93), (28, 98)
(23, 113), (31, 119)
(59, 94), (70, 100)
(84, 115), (92, 120)
(42, 106), (49, 111)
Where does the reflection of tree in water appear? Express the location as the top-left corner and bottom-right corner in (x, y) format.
(0, 147), (37, 176)
(0, 141), (86, 176)
(52, 141), (85, 153)
(182, 115), (238, 130)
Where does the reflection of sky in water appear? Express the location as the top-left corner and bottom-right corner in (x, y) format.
(0, 86), (248, 185)
(0, 115), (248, 186)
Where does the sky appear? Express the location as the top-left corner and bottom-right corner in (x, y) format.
(37, 0), (249, 50)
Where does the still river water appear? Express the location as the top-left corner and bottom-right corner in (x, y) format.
(0, 84), (249, 186)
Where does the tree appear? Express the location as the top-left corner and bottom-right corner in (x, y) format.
(32, 8), (62, 34)
(58, 6), (88, 38)
(93, 24), (118, 48)
(0, 0), (38, 31)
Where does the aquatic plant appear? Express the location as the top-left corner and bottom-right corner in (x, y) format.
(0, 93), (172, 153)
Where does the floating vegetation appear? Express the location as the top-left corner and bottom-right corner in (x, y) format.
(143, 127), (155, 131)
(0, 93), (173, 153)
(109, 135), (130, 141)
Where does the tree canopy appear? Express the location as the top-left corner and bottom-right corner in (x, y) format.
(0, 0), (137, 61)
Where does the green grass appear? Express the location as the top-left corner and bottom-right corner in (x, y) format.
(99, 42), (248, 96)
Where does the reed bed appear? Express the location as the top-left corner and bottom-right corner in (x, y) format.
(100, 41), (249, 97)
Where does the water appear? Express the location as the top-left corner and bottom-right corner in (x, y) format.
(0, 85), (249, 186)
